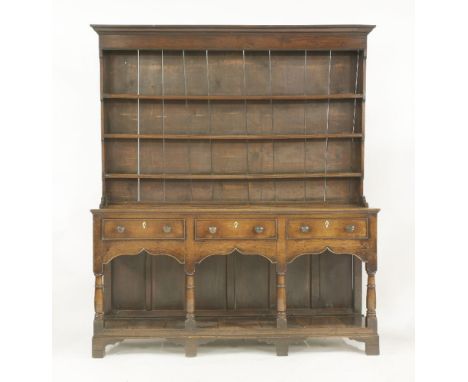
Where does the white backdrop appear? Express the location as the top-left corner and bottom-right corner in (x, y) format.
(53, 1), (414, 381)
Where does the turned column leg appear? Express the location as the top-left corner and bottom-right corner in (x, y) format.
(184, 272), (197, 357)
(185, 273), (196, 330)
(365, 270), (379, 355)
(276, 272), (287, 329)
(366, 272), (378, 332)
(93, 273), (105, 358)
(276, 270), (288, 356)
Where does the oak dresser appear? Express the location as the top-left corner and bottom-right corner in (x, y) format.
(91, 25), (380, 357)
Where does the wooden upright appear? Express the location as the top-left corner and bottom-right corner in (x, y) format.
(91, 25), (380, 357)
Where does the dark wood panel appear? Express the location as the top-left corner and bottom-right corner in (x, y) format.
(305, 141), (326, 172)
(318, 253), (353, 308)
(105, 140), (137, 174)
(212, 142), (247, 174)
(246, 102), (273, 134)
(275, 180), (306, 201)
(139, 140), (164, 174)
(164, 181), (193, 202)
(274, 142), (305, 173)
(306, 101), (328, 133)
(271, 51), (305, 95)
(163, 142), (191, 174)
(162, 51), (186, 95)
(139, 100), (163, 134)
(139, 51), (162, 95)
(325, 178), (360, 203)
(286, 255), (310, 308)
(233, 253), (270, 309)
(330, 51), (359, 94)
(164, 101), (209, 134)
(210, 101), (246, 134)
(305, 51), (330, 95)
(248, 180), (276, 201)
(212, 181), (249, 201)
(247, 142), (274, 173)
(327, 139), (361, 172)
(190, 181), (214, 201)
(184, 51), (209, 95)
(328, 100), (362, 133)
(208, 51), (244, 96)
(195, 255), (227, 310)
(151, 256), (185, 309)
(131, 178), (360, 203)
(287, 253), (363, 311)
(273, 102), (306, 134)
(105, 179), (137, 202)
(103, 50), (137, 94)
(139, 179), (164, 202)
(305, 179), (326, 201)
(111, 254), (146, 310)
(244, 51), (270, 95)
(104, 100), (137, 134)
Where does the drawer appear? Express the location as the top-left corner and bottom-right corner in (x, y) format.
(287, 218), (368, 239)
(102, 219), (185, 240)
(195, 219), (277, 240)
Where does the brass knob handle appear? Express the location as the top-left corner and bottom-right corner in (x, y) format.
(254, 226), (264, 234)
(345, 224), (355, 233)
(162, 224), (172, 233)
(300, 225), (310, 233)
(208, 226), (217, 234)
(116, 225), (125, 233)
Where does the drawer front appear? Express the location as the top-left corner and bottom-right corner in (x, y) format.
(102, 219), (185, 240)
(195, 219), (277, 240)
(287, 218), (368, 239)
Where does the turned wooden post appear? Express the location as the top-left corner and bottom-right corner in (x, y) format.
(366, 272), (378, 331)
(92, 273), (106, 358)
(185, 272), (196, 330)
(94, 273), (104, 320)
(275, 268), (288, 356)
(276, 272), (287, 329)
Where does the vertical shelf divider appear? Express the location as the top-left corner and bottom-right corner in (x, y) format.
(137, 49), (141, 202)
(269, 50), (277, 201)
(351, 50), (361, 198)
(242, 50), (250, 202)
(352, 50), (360, 135)
(324, 50), (332, 202)
(182, 50), (193, 201)
(206, 50), (213, 201)
(161, 50), (166, 202)
(303, 50), (308, 201)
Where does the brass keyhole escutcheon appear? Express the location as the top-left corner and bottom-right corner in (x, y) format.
(325, 220), (330, 229)
(234, 221), (239, 229)
(142, 221), (147, 229)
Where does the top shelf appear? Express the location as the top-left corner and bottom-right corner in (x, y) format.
(102, 93), (364, 101)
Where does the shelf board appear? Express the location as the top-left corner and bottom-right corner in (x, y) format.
(105, 172), (362, 180)
(102, 93), (363, 101)
(97, 315), (373, 338)
(104, 133), (363, 141)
